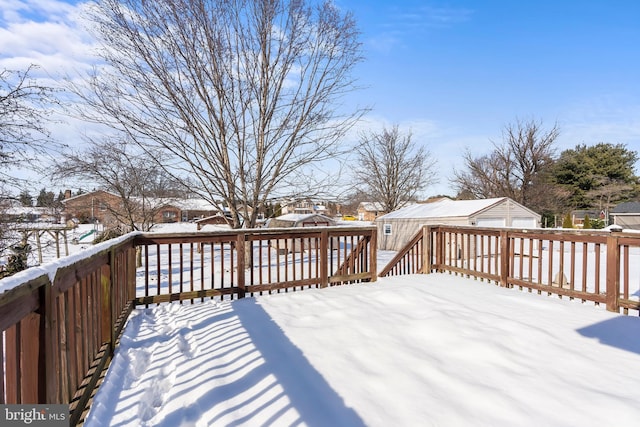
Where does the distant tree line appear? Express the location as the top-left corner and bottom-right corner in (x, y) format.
(453, 119), (639, 227)
(17, 188), (71, 208)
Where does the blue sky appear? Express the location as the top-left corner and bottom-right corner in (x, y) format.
(1, 0), (640, 196)
(342, 0), (640, 194)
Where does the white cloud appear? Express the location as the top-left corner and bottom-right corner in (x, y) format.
(0, 0), (96, 78)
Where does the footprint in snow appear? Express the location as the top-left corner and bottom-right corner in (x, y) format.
(137, 360), (177, 423)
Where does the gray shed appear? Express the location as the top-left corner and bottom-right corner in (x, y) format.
(375, 197), (541, 251)
(267, 213), (336, 228)
(266, 213), (337, 253)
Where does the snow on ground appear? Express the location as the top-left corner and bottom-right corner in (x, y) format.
(85, 273), (640, 427)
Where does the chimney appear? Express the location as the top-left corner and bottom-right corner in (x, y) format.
(64, 189), (72, 199)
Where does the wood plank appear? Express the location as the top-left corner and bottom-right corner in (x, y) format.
(0, 274), (48, 309)
(53, 253), (109, 295)
(5, 324), (19, 403)
(606, 236), (620, 312)
(134, 287), (237, 306)
(329, 272), (374, 284)
(0, 290), (39, 332)
(21, 312), (42, 403)
(57, 296), (69, 403)
(436, 264), (500, 283)
(249, 279), (321, 294)
(0, 332), (4, 403)
(508, 277), (607, 303)
(66, 288), (78, 399)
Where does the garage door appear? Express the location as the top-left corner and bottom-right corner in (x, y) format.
(475, 218), (505, 227)
(512, 217), (536, 228)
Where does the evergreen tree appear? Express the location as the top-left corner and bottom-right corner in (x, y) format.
(36, 188), (55, 207)
(552, 143), (639, 209)
(582, 214), (592, 229)
(562, 213), (574, 228)
(18, 190), (32, 207)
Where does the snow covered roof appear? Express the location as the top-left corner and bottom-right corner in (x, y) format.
(5, 206), (56, 215)
(164, 198), (220, 211)
(611, 202), (640, 214)
(377, 197), (508, 220)
(274, 213), (330, 222)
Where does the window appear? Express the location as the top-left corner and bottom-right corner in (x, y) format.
(383, 223), (392, 235)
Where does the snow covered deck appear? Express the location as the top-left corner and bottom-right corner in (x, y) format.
(85, 273), (640, 427)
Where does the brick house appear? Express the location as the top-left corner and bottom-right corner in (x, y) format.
(62, 190), (220, 227)
(62, 190), (124, 227)
(357, 202), (386, 222)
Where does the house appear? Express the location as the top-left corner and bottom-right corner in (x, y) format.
(4, 206), (61, 223)
(62, 190), (124, 227)
(279, 199), (333, 216)
(195, 214), (230, 230)
(571, 209), (604, 228)
(357, 202), (385, 222)
(62, 190), (221, 227)
(375, 197), (541, 251)
(162, 198), (221, 222)
(609, 201), (640, 229)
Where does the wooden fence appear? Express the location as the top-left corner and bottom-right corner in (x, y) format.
(0, 238), (137, 426)
(381, 225), (640, 315)
(0, 226), (376, 425)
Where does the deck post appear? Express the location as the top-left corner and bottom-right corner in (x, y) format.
(101, 262), (112, 351)
(499, 230), (509, 287)
(128, 244), (137, 302)
(370, 228), (377, 282)
(605, 235), (620, 313)
(40, 275), (60, 404)
(434, 227), (443, 272)
(320, 230), (329, 288)
(236, 233), (246, 298)
(422, 226), (432, 274)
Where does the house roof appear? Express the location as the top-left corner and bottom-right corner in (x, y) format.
(62, 190), (119, 203)
(610, 201), (640, 214)
(62, 191), (222, 212)
(158, 198), (220, 211)
(376, 197), (521, 220)
(274, 213), (333, 222)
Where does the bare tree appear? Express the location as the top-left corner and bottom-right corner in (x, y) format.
(353, 125), (437, 213)
(0, 64), (61, 267)
(453, 119), (561, 211)
(0, 65), (60, 185)
(74, 0), (366, 228)
(54, 139), (186, 232)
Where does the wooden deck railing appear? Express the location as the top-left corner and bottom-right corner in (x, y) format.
(378, 228), (425, 277)
(133, 226), (376, 305)
(0, 237), (137, 426)
(381, 225), (640, 316)
(0, 226), (377, 425)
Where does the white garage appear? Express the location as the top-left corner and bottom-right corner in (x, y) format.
(375, 197), (541, 251)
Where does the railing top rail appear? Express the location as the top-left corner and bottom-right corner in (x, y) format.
(1, 226), (376, 308)
(428, 224), (637, 238)
(134, 225), (376, 243)
(0, 231), (139, 308)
